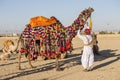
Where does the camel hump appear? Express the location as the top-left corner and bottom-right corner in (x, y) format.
(30, 16), (57, 27)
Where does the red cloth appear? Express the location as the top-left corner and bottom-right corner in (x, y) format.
(20, 48), (26, 53)
(59, 46), (66, 52)
(66, 40), (71, 50)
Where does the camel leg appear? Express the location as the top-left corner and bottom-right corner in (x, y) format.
(18, 52), (22, 70)
(27, 54), (34, 69)
(56, 58), (60, 71)
(69, 47), (72, 54)
(55, 54), (62, 71)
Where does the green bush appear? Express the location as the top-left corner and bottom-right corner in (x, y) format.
(109, 32), (115, 34)
(99, 31), (115, 34)
(118, 31), (120, 34)
(99, 31), (108, 34)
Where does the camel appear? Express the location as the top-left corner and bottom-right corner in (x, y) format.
(16, 7), (94, 70)
(1, 40), (18, 60)
(2, 40), (18, 53)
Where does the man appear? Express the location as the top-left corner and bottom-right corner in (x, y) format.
(77, 28), (94, 71)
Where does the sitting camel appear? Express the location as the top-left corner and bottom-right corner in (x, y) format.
(3, 40), (18, 53)
(1, 39), (18, 60)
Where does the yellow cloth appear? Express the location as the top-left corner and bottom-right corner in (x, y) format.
(30, 16), (56, 27)
(89, 17), (92, 30)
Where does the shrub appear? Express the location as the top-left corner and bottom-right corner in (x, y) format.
(99, 31), (108, 34)
(99, 31), (115, 34)
(118, 31), (120, 34)
(109, 32), (115, 34)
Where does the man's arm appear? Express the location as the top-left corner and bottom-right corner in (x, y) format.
(77, 29), (84, 40)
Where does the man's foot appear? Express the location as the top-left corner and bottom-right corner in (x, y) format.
(87, 68), (93, 71)
(83, 69), (89, 72)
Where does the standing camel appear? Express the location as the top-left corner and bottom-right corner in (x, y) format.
(16, 7), (94, 70)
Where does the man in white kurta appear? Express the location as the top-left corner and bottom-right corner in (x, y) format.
(77, 28), (94, 71)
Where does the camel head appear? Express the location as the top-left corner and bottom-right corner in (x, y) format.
(88, 7), (94, 13)
(80, 7), (94, 19)
(76, 7), (94, 29)
(87, 7), (94, 17)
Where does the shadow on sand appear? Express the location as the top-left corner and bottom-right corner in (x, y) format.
(93, 49), (120, 70)
(2, 53), (81, 80)
(0, 49), (3, 52)
(2, 48), (120, 80)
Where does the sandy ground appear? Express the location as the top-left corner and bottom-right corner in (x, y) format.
(0, 34), (120, 80)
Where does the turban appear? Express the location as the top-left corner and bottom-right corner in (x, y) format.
(84, 28), (91, 35)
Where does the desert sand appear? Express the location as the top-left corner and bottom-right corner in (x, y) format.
(0, 34), (120, 80)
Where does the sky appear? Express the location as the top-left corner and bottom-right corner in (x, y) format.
(0, 0), (120, 34)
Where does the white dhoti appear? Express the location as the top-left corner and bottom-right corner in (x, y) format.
(81, 46), (94, 69)
(77, 30), (94, 69)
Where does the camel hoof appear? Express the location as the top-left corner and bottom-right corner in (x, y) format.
(18, 67), (21, 70)
(31, 66), (36, 69)
(56, 67), (62, 71)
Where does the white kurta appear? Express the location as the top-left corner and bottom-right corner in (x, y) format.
(77, 30), (94, 69)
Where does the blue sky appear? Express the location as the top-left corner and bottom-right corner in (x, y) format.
(0, 0), (120, 33)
